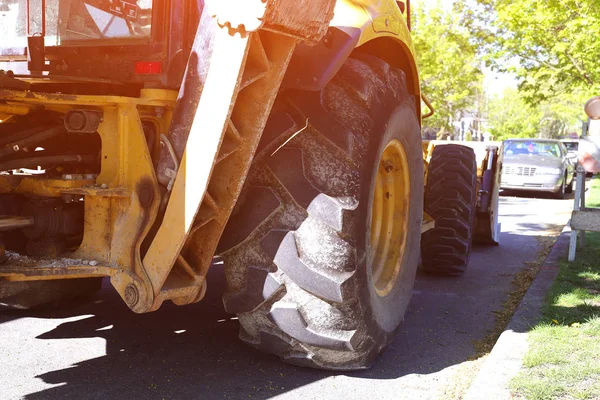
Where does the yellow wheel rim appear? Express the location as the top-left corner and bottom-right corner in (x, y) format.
(370, 139), (411, 297)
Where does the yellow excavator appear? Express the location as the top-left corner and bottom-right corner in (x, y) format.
(0, 0), (499, 370)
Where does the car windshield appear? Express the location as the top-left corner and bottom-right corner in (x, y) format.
(563, 142), (578, 151)
(0, 0), (153, 48)
(504, 141), (562, 158)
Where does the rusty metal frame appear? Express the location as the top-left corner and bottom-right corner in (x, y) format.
(0, 90), (176, 310)
(143, 30), (298, 312)
(206, 0), (336, 42)
(139, 0), (336, 312)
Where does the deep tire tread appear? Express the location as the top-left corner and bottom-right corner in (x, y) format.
(220, 56), (421, 370)
(422, 144), (477, 275)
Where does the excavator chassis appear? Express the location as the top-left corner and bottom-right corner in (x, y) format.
(0, 0), (421, 313)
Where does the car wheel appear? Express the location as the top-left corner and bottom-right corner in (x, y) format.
(565, 173), (574, 194)
(553, 178), (566, 199)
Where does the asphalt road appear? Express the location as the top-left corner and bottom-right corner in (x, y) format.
(0, 192), (573, 400)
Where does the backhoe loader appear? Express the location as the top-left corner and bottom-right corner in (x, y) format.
(0, 0), (499, 370)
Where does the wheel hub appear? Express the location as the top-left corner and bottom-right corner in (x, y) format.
(370, 139), (411, 297)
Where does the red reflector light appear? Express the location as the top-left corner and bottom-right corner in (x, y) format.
(135, 61), (162, 75)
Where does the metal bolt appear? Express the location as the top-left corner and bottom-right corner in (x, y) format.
(383, 160), (394, 173)
(62, 174), (74, 180)
(124, 284), (139, 307)
(12, 144), (19, 152)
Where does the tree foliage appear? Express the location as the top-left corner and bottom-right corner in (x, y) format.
(463, 0), (600, 103)
(487, 88), (541, 140)
(412, 1), (484, 136)
(413, 0), (593, 140)
(487, 88), (587, 141)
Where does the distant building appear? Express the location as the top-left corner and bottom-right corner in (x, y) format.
(455, 111), (488, 142)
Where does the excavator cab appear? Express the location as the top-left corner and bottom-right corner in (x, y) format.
(0, 0), (200, 88)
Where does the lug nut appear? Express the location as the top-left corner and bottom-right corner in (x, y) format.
(124, 284), (139, 307)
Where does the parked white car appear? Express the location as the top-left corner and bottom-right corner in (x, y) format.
(501, 139), (575, 199)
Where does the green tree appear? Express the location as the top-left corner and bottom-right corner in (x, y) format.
(487, 88), (542, 140)
(412, 1), (484, 138)
(487, 88), (587, 140)
(463, 0), (600, 104)
(538, 91), (589, 138)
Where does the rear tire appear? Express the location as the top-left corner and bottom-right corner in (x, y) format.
(0, 278), (102, 310)
(219, 56), (423, 370)
(421, 145), (477, 275)
(565, 174), (573, 194)
(553, 178), (566, 199)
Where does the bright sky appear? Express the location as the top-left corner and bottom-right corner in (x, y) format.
(485, 68), (517, 96)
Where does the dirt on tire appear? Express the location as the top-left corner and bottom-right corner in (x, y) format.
(218, 55), (423, 370)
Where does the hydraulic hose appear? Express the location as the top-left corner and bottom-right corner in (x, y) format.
(0, 154), (95, 172)
(0, 125), (65, 159)
(0, 124), (55, 148)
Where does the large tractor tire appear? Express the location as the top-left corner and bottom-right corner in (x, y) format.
(0, 278), (102, 310)
(218, 55), (424, 370)
(421, 144), (477, 275)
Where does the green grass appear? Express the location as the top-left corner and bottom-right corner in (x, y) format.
(587, 176), (600, 208)
(511, 177), (600, 400)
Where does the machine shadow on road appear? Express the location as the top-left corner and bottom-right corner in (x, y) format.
(0, 211), (571, 399)
(0, 258), (521, 400)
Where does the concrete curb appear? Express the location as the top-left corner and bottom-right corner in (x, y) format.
(464, 225), (572, 400)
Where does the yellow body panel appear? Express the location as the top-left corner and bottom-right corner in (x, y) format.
(330, 0), (413, 45)
(0, 88), (176, 309)
(0, 176), (95, 197)
(332, 0), (420, 99)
